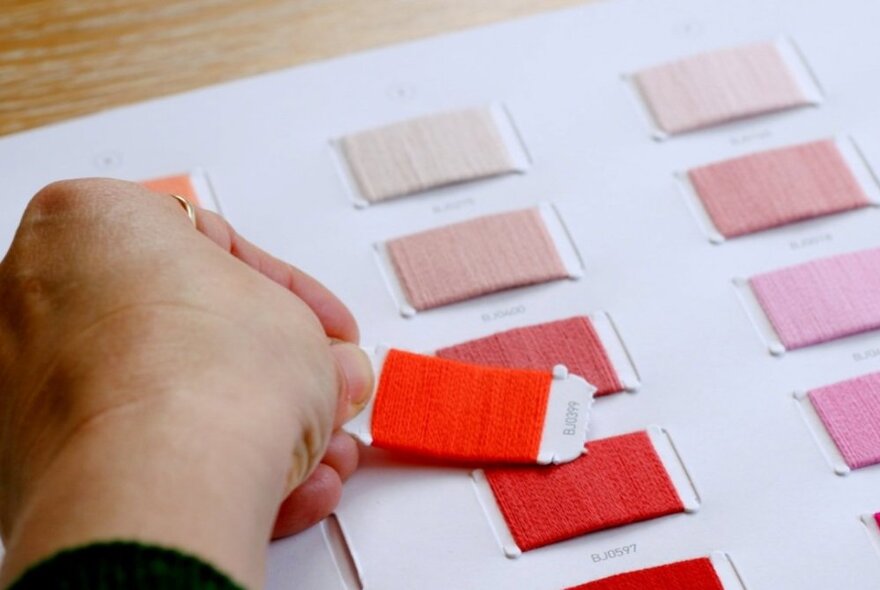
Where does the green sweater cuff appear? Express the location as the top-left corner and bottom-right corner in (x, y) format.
(7, 541), (244, 590)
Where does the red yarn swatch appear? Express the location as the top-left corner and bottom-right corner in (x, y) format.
(689, 139), (868, 238)
(566, 557), (723, 590)
(386, 208), (568, 311)
(436, 316), (623, 396)
(371, 349), (552, 463)
(141, 174), (201, 206)
(485, 431), (684, 551)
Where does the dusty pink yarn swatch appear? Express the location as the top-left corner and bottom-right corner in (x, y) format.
(689, 139), (869, 238)
(386, 208), (568, 311)
(750, 248), (880, 349)
(634, 41), (811, 135)
(808, 373), (880, 470)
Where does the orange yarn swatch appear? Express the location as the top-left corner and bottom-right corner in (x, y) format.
(141, 174), (201, 206)
(370, 349), (552, 463)
(566, 557), (723, 590)
(485, 431), (684, 551)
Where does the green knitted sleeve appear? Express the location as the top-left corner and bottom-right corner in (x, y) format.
(7, 541), (245, 590)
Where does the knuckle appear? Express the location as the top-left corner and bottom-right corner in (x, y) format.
(28, 179), (92, 217)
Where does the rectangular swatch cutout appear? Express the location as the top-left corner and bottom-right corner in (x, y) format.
(631, 39), (821, 137)
(435, 313), (639, 396)
(472, 427), (699, 556)
(344, 348), (595, 465)
(739, 248), (880, 352)
(336, 104), (529, 206)
(799, 373), (880, 473)
(376, 204), (583, 315)
(566, 554), (744, 590)
(682, 138), (875, 241)
(140, 169), (220, 212)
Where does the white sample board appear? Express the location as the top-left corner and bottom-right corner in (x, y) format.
(3, 0), (880, 588)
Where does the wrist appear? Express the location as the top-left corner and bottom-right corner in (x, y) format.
(0, 387), (287, 590)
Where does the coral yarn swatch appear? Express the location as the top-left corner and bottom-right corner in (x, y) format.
(371, 349), (552, 463)
(141, 174), (201, 206)
(386, 208), (568, 311)
(484, 431), (684, 551)
(436, 316), (623, 396)
(689, 139), (869, 238)
(634, 41), (811, 135)
(750, 247), (880, 349)
(341, 106), (519, 203)
(808, 372), (880, 469)
(566, 557), (723, 590)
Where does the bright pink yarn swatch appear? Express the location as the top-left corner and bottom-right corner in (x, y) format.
(386, 208), (568, 311)
(689, 140), (869, 238)
(634, 41), (810, 135)
(436, 316), (624, 396)
(808, 373), (880, 469)
(750, 248), (880, 349)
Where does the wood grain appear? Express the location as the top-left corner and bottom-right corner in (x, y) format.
(0, 0), (591, 137)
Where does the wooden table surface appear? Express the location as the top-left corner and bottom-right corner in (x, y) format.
(0, 0), (592, 137)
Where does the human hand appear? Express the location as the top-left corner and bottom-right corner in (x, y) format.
(0, 179), (373, 588)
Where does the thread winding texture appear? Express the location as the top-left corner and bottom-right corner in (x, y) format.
(689, 139), (868, 238)
(371, 349), (552, 463)
(750, 247), (880, 349)
(566, 557), (723, 590)
(436, 316), (623, 396)
(808, 372), (880, 469)
(387, 208), (568, 311)
(341, 106), (517, 203)
(634, 41), (809, 134)
(485, 431), (684, 551)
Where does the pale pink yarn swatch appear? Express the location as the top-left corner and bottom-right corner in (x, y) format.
(341, 107), (518, 203)
(750, 248), (880, 349)
(634, 41), (811, 135)
(386, 208), (568, 311)
(808, 372), (880, 469)
(689, 139), (869, 238)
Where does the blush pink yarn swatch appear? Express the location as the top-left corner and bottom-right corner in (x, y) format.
(808, 372), (880, 470)
(634, 41), (811, 135)
(340, 107), (518, 203)
(386, 208), (568, 311)
(750, 248), (880, 349)
(689, 139), (869, 238)
(436, 316), (624, 396)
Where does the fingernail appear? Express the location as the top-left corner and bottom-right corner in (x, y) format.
(331, 342), (374, 412)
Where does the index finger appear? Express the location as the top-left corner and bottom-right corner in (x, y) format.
(193, 206), (359, 343)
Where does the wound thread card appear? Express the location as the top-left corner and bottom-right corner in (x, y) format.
(435, 313), (639, 396)
(680, 138), (877, 242)
(334, 104), (529, 206)
(4, 0), (880, 588)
